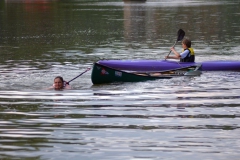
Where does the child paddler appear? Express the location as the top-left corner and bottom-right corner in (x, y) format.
(165, 38), (195, 62)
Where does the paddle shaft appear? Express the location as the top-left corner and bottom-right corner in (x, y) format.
(66, 68), (91, 84)
(164, 29), (185, 60)
(165, 40), (177, 60)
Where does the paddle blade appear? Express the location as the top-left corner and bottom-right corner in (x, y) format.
(177, 29), (185, 41)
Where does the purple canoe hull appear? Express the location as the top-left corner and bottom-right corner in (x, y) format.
(98, 60), (240, 71)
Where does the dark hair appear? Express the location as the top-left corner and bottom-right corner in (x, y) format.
(54, 76), (67, 88)
(182, 38), (191, 48)
(54, 76), (64, 83)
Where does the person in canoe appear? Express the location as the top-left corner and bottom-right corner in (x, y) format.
(165, 38), (195, 62)
(48, 76), (71, 90)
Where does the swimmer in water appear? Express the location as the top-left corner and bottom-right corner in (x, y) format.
(49, 76), (71, 90)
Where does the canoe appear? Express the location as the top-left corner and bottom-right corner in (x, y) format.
(91, 62), (202, 84)
(98, 60), (240, 71)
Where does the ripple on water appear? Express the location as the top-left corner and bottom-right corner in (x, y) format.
(1, 74), (240, 159)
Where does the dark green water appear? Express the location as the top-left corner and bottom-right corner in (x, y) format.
(0, 0), (240, 159)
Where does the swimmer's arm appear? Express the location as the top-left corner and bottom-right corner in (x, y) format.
(64, 84), (71, 89)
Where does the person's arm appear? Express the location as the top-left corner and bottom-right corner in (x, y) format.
(165, 47), (181, 59)
(45, 85), (54, 90)
(179, 49), (190, 59)
(64, 84), (71, 89)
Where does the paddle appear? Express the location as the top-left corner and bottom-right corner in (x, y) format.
(165, 29), (185, 60)
(65, 67), (91, 85)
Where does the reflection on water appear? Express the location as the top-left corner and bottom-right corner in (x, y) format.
(1, 0), (240, 159)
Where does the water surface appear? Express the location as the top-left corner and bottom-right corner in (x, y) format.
(0, 0), (240, 159)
